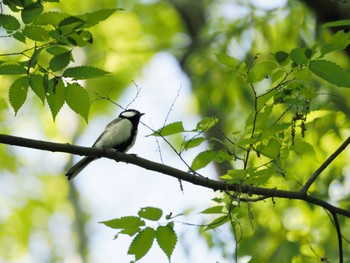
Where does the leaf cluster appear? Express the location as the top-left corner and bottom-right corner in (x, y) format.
(0, 0), (121, 121)
(100, 207), (177, 262)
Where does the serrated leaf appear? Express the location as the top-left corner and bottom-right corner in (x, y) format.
(156, 224), (177, 261)
(200, 206), (224, 214)
(34, 11), (69, 26)
(290, 48), (310, 65)
(45, 45), (70, 55)
(49, 51), (72, 72)
(191, 150), (216, 171)
(320, 30), (350, 56)
(21, 1), (43, 24)
(322, 19), (350, 28)
(215, 53), (239, 68)
(28, 47), (43, 70)
(195, 117), (218, 131)
(100, 216), (145, 229)
(0, 64), (26, 75)
(117, 227), (141, 237)
(204, 215), (230, 231)
(309, 60), (350, 87)
(65, 83), (90, 122)
(138, 207), (163, 221)
(9, 77), (29, 114)
(248, 61), (277, 83)
(290, 141), (315, 158)
(29, 74), (45, 104)
(256, 138), (281, 159)
(182, 137), (206, 150)
(46, 78), (65, 120)
(128, 227), (155, 261)
(79, 8), (121, 28)
(58, 16), (85, 35)
(274, 51), (289, 66)
(13, 31), (26, 43)
(62, 66), (109, 80)
(0, 14), (21, 31)
(23, 25), (49, 41)
(151, 121), (185, 137)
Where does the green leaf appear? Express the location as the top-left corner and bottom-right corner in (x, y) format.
(247, 61), (277, 83)
(290, 141), (315, 158)
(62, 66), (110, 80)
(9, 77), (29, 114)
(117, 227), (141, 237)
(65, 83), (90, 122)
(320, 30), (350, 56)
(28, 47), (43, 70)
(290, 48), (310, 65)
(151, 121), (185, 137)
(221, 169), (248, 183)
(200, 206), (224, 214)
(138, 207), (163, 221)
(156, 224), (177, 261)
(0, 64), (26, 75)
(34, 11), (69, 26)
(191, 149), (216, 171)
(195, 117), (218, 131)
(46, 78), (65, 120)
(309, 60), (350, 87)
(23, 25), (50, 41)
(79, 8), (121, 28)
(21, 1), (43, 24)
(45, 45), (70, 55)
(13, 31), (26, 43)
(215, 53), (239, 68)
(49, 51), (72, 72)
(0, 14), (21, 31)
(204, 215), (230, 231)
(182, 137), (206, 150)
(256, 138), (281, 159)
(322, 19), (350, 28)
(58, 16), (85, 35)
(128, 227), (155, 261)
(274, 51), (289, 66)
(100, 216), (145, 229)
(29, 74), (45, 104)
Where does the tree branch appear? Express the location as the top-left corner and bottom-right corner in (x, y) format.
(300, 136), (350, 194)
(1, 133), (350, 219)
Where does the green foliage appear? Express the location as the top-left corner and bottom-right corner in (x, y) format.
(100, 207), (177, 262)
(0, 0), (120, 121)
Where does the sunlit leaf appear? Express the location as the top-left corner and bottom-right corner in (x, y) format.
(21, 1), (43, 24)
(309, 60), (350, 87)
(9, 76), (29, 114)
(46, 78), (65, 120)
(29, 74), (45, 104)
(62, 66), (110, 80)
(65, 83), (90, 122)
(248, 61), (277, 83)
(100, 216), (145, 229)
(151, 121), (185, 137)
(128, 227), (155, 261)
(215, 53), (239, 68)
(138, 207), (163, 221)
(156, 224), (177, 261)
(191, 150), (216, 170)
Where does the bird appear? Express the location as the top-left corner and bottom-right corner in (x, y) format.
(66, 109), (144, 180)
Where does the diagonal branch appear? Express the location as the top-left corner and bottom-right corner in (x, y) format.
(300, 136), (350, 194)
(0, 133), (350, 219)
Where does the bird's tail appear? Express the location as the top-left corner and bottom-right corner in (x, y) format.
(66, 156), (95, 180)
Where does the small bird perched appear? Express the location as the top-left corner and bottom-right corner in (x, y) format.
(66, 109), (144, 180)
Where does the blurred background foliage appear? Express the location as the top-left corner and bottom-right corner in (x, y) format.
(0, 0), (350, 262)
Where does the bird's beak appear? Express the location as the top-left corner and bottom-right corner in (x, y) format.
(140, 113), (145, 116)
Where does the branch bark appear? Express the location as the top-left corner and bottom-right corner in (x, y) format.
(0, 133), (349, 218)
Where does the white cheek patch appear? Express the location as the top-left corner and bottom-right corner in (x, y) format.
(121, 111), (138, 118)
(94, 119), (133, 148)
